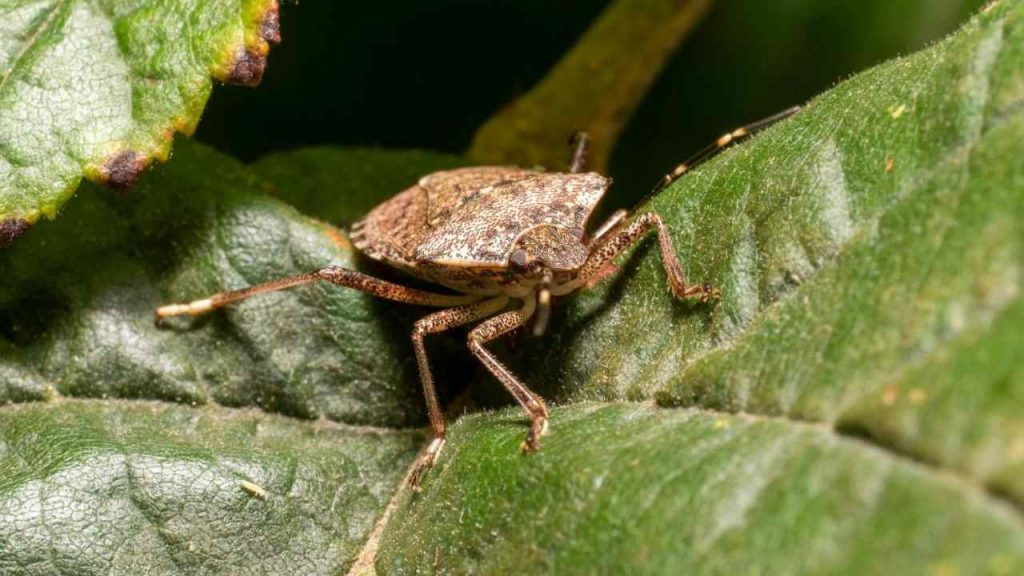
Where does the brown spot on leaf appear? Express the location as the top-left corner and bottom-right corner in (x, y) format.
(226, 49), (268, 86)
(261, 4), (281, 44)
(0, 218), (31, 248)
(102, 151), (147, 190)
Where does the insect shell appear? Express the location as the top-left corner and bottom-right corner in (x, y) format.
(350, 166), (606, 297)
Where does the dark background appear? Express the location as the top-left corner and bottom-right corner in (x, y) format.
(197, 0), (986, 205)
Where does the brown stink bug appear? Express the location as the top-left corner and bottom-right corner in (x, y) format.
(155, 110), (797, 489)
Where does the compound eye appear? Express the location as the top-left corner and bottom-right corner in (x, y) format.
(510, 249), (531, 269)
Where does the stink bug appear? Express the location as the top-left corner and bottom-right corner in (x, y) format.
(155, 109), (797, 489)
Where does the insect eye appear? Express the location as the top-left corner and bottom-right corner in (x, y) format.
(510, 249), (531, 269)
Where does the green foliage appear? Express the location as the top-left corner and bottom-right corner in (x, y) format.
(0, 400), (420, 574)
(1, 1), (1022, 575)
(380, 404), (1023, 575)
(0, 0), (279, 241)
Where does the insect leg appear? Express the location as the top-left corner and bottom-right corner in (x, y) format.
(569, 212), (718, 303)
(652, 105), (801, 193)
(408, 296), (509, 490)
(467, 298), (550, 453)
(155, 265), (480, 320)
(568, 131), (590, 173)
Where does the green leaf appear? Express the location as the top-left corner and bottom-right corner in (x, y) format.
(0, 399), (421, 574)
(0, 0), (281, 245)
(379, 404), (1024, 574)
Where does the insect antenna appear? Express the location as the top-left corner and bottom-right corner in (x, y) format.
(532, 268), (554, 336)
(568, 131), (590, 174)
(648, 105), (801, 197)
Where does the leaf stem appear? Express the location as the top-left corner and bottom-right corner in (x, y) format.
(468, 0), (714, 172)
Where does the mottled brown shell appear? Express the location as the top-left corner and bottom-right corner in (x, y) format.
(350, 167), (610, 294)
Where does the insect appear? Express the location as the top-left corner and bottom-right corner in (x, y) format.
(155, 108), (798, 489)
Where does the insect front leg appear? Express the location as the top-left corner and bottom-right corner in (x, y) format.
(574, 212), (719, 303)
(466, 298), (550, 453)
(408, 296), (509, 490)
(155, 265), (480, 320)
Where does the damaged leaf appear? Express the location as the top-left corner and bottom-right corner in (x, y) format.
(0, 0), (281, 243)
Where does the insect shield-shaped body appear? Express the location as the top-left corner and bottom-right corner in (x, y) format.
(155, 137), (720, 490)
(351, 167), (603, 296)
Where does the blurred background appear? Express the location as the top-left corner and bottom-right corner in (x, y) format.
(197, 0), (986, 205)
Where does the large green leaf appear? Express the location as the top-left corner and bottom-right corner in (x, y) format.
(0, 0), (281, 245)
(0, 400), (421, 574)
(1, 1), (1023, 575)
(379, 404), (1023, 575)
